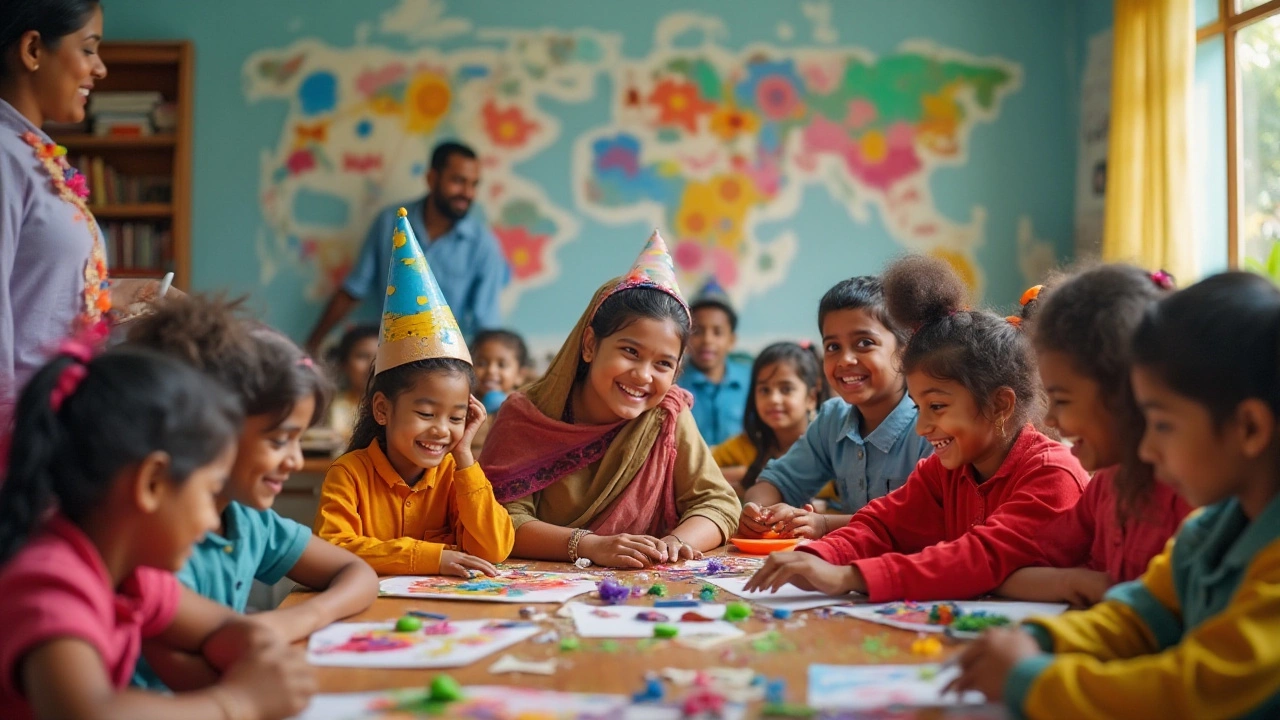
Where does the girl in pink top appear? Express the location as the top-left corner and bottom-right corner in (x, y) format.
(0, 341), (314, 719)
(997, 265), (1193, 606)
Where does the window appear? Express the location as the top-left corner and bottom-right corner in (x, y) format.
(1198, 0), (1280, 278)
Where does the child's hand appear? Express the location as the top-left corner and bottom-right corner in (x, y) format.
(743, 551), (863, 596)
(217, 640), (316, 719)
(439, 549), (499, 579)
(659, 534), (703, 562)
(201, 617), (280, 672)
(451, 396), (488, 468)
(581, 533), (667, 568)
(1059, 568), (1111, 608)
(772, 504), (830, 539)
(943, 627), (1044, 701)
(738, 502), (775, 537)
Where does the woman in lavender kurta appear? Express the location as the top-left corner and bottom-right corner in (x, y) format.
(0, 0), (110, 416)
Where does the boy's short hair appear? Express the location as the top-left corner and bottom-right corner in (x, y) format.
(690, 298), (738, 333)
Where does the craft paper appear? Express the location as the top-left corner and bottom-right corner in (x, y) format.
(808, 664), (986, 709)
(378, 569), (597, 603)
(704, 576), (862, 611)
(567, 602), (745, 639)
(306, 620), (539, 669)
(294, 685), (749, 720)
(833, 600), (1067, 634)
(648, 556), (763, 581)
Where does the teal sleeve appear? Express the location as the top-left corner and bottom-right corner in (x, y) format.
(1023, 622), (1054, 652)
(1106, 579), (1184, 650)
(254, 509), (312, 585)
(1005, 653), (1054, 720)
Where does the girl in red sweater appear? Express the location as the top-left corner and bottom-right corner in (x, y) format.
(995, 266), (1192, 607)
(745, 255), (1088, 602)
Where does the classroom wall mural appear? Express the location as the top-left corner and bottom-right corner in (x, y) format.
(105, 0), (1081, 348)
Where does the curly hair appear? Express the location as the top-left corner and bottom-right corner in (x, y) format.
(883, 255), (1040, 429)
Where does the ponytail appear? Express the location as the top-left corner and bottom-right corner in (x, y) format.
(0, 348), (242, 564)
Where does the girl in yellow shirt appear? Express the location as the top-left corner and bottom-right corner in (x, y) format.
(313, 208), (513, 577)
(713, 342), (827, 499)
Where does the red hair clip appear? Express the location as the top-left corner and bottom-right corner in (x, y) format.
(1019, 285), (1044, 307)
(1005, 315), (1023, 328)
(1150, 270), (1174, 290)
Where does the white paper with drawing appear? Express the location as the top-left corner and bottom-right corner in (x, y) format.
(703, 576), (861, 611)
(306, 619), (539, 668)
(567, 602), (745, 639)
(808, 664), (986, 709)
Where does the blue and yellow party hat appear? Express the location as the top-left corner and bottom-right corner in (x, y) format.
(377, 207), (471, 373)
(595, 229), (689, 320)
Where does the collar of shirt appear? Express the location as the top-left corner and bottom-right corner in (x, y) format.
(199, 503), (246, 551)
(840, 391), (917, 453)
(956, 423), (1040, 487)
(1194, 493), (1280, 582)
(405, 196), (482, 245)
(680, 360), (748, 389)
(44, 514), (145, 621)
(365, 438), (438, 492)
(0, 97), (43, 137)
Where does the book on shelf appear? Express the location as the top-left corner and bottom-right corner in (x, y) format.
(73, 154), (172, 205)
(89, 92), (164, 136)
(104, 221), (172, 272)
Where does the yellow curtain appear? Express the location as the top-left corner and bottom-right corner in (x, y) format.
(1103, 0), (1195, 279)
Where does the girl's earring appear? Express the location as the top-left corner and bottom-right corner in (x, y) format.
(997, 416), (1006, 438)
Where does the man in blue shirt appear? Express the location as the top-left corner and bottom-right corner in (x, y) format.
(678, 279), (752, 446)
(306, 141), (508, 354)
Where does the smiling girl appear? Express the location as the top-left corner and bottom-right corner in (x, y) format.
(481, 232), (740, 569)
(745, 255), (1087, 601)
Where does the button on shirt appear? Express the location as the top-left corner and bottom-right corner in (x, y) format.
(679, 359), (751, 447)
(342, 198), (507, 338)
(760, 394), (933, 512)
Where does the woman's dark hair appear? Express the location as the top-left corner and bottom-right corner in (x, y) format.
(883, 254), (1040, 430)
(126, 294), (332, 428)
(1134, 271), (1280, 425)
(329, 324), (379, 368)
(0, 347), (241, 564)
(741, 342), (829, 488)
(474, 329), (531, 369)
(347, 358), (476, 453)
(1036, 264), (1170, 524)
(576, 286), (692, 380)
(0, 0), (100, 78)
(817, 276), (909, 346)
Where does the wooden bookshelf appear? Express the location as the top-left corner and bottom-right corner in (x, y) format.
(44, 41), (193, 289)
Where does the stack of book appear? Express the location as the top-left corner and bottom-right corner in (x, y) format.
(70, 155), (172, 205)
(104, 222), (172, 271)
(89, 91), (163, 136)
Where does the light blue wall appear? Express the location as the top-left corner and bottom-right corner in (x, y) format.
(102, 0), (1080, 350)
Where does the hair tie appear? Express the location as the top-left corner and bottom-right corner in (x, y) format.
(50, 364), (87, 411)
(1150, 270), (1174, 290)
(1005, 315), (1023, 328)
(798, 339), (811, 350)
(298, 356), (314, 368)
(47, 324), (108, 411)
(1019, 285), (1043, 307)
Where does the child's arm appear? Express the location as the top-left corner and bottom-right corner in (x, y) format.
(259, 536), (378, 642)
(446, 463), (516, 564)
(996, 567), (1111, 607)
(671, 411), (741, 547)
(740, 418), (835, 535)
(314, 464), (452, 575)
(831, 462), (1081, 602)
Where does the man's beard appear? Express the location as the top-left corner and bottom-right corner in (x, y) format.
(434, 193), (471, 222)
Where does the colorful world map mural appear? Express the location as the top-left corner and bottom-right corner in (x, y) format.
(245, 10), (1022, 310)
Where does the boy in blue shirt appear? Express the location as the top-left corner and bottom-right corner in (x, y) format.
(679, 279), (752, 446)
(739, 276), (933, 538)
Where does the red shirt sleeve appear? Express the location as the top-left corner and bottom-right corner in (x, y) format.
(799, 457), (946, 565)
(1033, 466), (1107, 570)
(851, 460), (1086, 602)
(131, 567), (182, 638)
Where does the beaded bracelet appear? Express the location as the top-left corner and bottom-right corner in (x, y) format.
(568, 528), (592, 564)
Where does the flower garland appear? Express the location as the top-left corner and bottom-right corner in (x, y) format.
(22, 131), (111, 329)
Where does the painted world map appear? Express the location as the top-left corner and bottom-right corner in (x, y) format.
(245, 12), (1021, 310)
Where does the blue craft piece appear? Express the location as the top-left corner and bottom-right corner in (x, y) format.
(772, 608), (793, 620)
(632, 676), (664, 703)
(765, 678), (786, 705)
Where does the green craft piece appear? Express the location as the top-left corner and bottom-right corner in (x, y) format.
(749, 631), (795, 653)
(599, 640), (619, 653)
(950, 613), (1012, 632)
(653, 623), (679, 638)
(646, 583), (668, 597)
(559, 636), (580, 652)
(860, 634), (898, 659)
(394, 615), (423, 633)
(918, 666), (939, 681)
(428, 674), (463, 703)
(761, 703), (817, 718)
(724, 601), (751, 622)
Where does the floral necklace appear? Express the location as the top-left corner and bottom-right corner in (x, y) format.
(21, 131), (111, 329)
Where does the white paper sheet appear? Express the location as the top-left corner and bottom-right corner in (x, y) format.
(703, 575), (863, 611)
(566, 602), (745, 639)
(808, 664), (986, 709)
(378, 570), (597, 603)
(833, 600), (1068, 633)
(306, 619), (539, 669)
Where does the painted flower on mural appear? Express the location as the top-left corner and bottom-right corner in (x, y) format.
(709, 105), (759, 142)
(845, 98), (877, 129)
(404, 72), (451, 133)
(735, 60), (806, 123)
(647, 78), (714, 133)
(672, 239), (705, 272)
(482, 100), (539, 148)
(356, 63), (407, 98)
(494, 225), (550, 281)
(286, 149), (316, 176)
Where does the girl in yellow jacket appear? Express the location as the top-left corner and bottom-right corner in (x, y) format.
(313, 207), (513, 577)
(948, 271), (1280, 720)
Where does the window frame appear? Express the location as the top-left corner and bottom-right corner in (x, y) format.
(1198, 0), (1280, 267)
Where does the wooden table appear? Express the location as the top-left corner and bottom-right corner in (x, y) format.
(282, 550), (1005, 718)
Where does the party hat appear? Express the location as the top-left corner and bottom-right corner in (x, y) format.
(692, 276), (733, 308)
(377, 207), (472, 373)
(597, 229), (689, 319)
